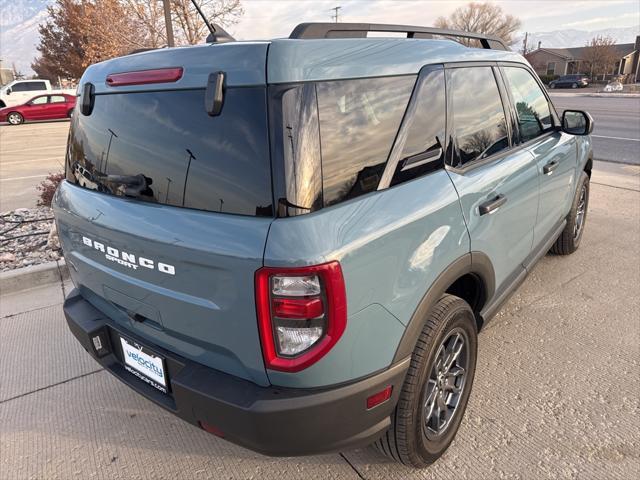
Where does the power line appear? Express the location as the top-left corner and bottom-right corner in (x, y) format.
(330, 6), (341, 23)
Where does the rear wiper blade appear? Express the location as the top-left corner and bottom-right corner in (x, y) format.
(104, 174), (153, 198)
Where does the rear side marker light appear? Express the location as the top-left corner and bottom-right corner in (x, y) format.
(106, 67), (183, 87)
(255, 262), (347, 372)
(366, 386), (393, 410)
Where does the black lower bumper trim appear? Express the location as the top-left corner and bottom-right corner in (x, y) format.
(63, 288), (410, 456)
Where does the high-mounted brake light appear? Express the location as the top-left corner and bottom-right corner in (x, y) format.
(255, 262), (347, 372)
(106, 67), (183, 87)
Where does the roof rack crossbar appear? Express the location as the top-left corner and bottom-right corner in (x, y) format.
(289, 23), (509, 51)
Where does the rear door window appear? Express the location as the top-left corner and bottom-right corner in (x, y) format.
(50, 95), (67, 103)
(67, 88), (273, 216)
(316, 76), (415, 206)
(502, 67), (553, 143)
(29, 82), (47, 91)
(447, 67), (510, 167)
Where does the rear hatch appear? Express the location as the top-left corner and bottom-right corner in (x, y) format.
(53, 42), (273, 386)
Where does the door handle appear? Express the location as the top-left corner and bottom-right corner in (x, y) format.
(543, 160), (559, 175)
(479, 194), (507, 216)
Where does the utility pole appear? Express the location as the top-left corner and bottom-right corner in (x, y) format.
(162, 0), (175, 47)
(330, 6), (341, 23)
(521, 32), (529, 56)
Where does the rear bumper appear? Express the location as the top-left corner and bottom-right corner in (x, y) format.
(63, 288), (410, 456)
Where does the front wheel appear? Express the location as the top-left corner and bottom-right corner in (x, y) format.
(571, 83), (578, 89)
(551, 171), (590, 255)
(7, 112), (24, 125)
(374, 294), (477, 468)
(549, 83), (555, 89)
(67, 109), (74, 118)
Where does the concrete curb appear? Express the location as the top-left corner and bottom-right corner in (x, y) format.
(0, 259), (69, 295)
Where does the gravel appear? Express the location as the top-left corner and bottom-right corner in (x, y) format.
(0, 207), (61, 272)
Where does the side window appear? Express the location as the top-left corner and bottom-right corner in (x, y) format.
(390, 69), (446, 186)
(11, 82), (29, 92)
(317, 75), (415, 206)
(29, 82), (47, 91)
(50, 95), (66, 103)
(448, 67), (509, 167)
(502, 67), (553, 143)
(30, 96), (48, 105)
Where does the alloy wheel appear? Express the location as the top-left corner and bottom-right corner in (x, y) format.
(422, 328), (469, 439)
(8, 113), (22, 125)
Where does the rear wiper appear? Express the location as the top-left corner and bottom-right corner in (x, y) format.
(104, 174), (153, 198)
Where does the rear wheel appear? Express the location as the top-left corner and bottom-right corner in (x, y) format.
(67, 109), (74, 118)
(7, 112), (23, 125)
(551, 171), (590, 255)
(374, 294), (477, 468)
(571, 82), (578, 88)
(550, 83), (555, 89)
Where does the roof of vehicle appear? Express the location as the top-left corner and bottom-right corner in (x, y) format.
(267, 38), (526, 84)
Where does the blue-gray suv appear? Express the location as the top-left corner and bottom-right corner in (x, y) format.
(54, 23), (594, 468)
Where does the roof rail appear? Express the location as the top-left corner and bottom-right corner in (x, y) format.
(289, 23), (510, 51)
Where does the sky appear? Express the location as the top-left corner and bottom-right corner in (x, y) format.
(230, 0), (640, 40)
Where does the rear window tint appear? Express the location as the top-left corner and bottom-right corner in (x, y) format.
(316, 76), (415, 206)
(67, 88), (273, 216)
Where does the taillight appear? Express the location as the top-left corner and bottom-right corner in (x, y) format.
(255, 262), (347, 372)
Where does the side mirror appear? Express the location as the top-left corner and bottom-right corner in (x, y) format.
(6, 88), (11, 95)
(562, 110), (593, 135)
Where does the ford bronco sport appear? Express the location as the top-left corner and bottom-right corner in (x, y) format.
(54, 23), (594, 468)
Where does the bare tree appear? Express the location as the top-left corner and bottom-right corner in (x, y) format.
(435, 2), (521, 46)
(124, 0), (244, 46)
(582, 35), (619, 80)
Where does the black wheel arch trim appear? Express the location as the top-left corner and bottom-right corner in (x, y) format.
(392, 252), (495, 363)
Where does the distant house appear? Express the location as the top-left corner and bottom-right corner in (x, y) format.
(0, 60), (15, 86)
(525, 35), (640, 82)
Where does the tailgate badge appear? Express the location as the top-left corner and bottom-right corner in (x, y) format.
(82, 236), (175, 275)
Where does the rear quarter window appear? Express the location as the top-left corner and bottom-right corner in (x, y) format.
(316, 75), (415, 206)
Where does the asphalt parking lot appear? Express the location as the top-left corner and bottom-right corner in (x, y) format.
(0, 120), (68, 212)
(1, 164), (639, 477)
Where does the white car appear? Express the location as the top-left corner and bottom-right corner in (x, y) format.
(0, 79), (75, 108)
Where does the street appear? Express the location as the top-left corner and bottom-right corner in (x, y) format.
(1, 160), (638, 479)
(550, 94), (640, 165)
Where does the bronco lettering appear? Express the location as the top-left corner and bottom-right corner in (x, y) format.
(82, 236), (175, 275)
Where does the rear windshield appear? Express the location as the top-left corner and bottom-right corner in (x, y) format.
(66, 88), (273, 216)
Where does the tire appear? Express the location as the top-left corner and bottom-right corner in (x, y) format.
(550, 171), (589, 255)
(374, 294), (477, 468)
(550, 83), (555, 89)
(67, 109), (74, 118)
(0, 100), (5, 108)
(7, 112), (23, 125)
(571, 83), (578, 89)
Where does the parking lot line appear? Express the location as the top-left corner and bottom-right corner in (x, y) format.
(0, 174), (47, 182)
(1, 157), (64, 166)
(592, 134), (640, 142)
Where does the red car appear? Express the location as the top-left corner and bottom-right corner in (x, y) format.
(0, 93), (76, 125)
